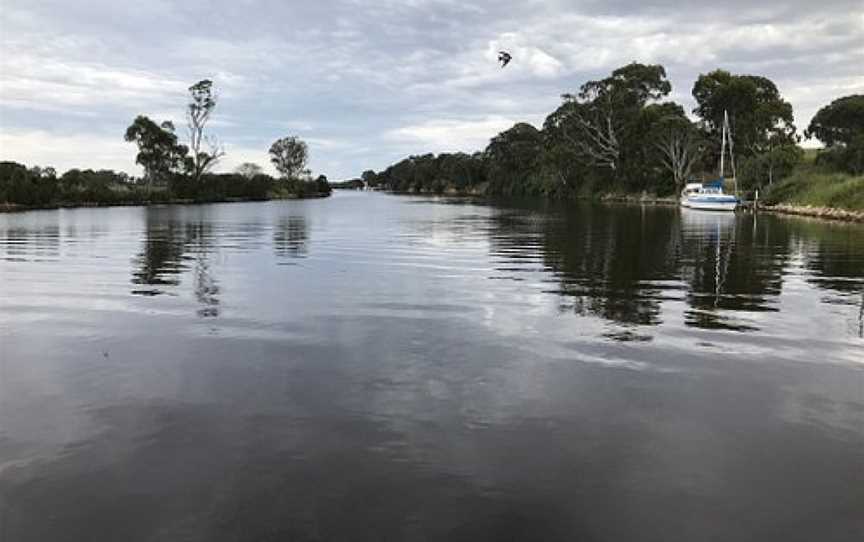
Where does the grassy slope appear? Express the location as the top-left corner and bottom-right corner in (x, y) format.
(765, 169), (864, 211)
(763, 150), (864, 212)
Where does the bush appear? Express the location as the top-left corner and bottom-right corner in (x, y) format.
(170, 173), (275, 201)
(738, 144), (803, 192)
(814, 135), (864, 175)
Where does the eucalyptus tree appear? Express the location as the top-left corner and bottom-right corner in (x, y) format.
(692, 70), (801, 188)
(653, 114), (704, 190)
(186, 79), (225, 183)
(124, 115), (189, 190)
(269, 136), (309, 179)
(692, 70), (796, 156)
(546, 63), (672, 183)
(806, 95), (864, 147)
(806, 95), (864, 173)
(484, 123), (544, 194)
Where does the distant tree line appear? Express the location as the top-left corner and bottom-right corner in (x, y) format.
(365, 63), (861, 198)
(0, 162), (148, 207)
(1, 79), (329, 208)
(330, 178), (365, 190)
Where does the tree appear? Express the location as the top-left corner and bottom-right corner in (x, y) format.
(738, 142), (803, 191)
(361, 169), (377, 187)
(548, 63), (672, 178)
(653, 115), (704, 190)
(269, 136), (308, 179)
(484, 123), (546, 195)
(558, 94), (621, 171)
(692, 70), (796, 158)
(805, 95), (864, 174)
(235, 162), (264, 179)
(187, 79), (225, 183)
(314, 174), (331, 194)
(805, 95), (864, 147)
(124, 115), (189, 190)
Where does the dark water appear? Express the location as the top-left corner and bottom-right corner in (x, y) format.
(1, 192), (862, 541)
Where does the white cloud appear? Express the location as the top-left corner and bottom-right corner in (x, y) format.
(0, 0), (862, 178)
(384, 116), (537, 152)
(0, 129), (140, 174)
(218, 145), (276, 176)
(0, 42), (187, 112)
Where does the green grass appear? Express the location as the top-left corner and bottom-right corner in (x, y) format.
(764, 165), (864, 211)
(801, 147), (820, 164)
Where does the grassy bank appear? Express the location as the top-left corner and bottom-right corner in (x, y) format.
(763, 165), (864, 212)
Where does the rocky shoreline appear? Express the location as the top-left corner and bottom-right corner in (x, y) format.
(761, 203), (864, 223)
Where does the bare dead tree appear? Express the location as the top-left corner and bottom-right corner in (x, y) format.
(655, 122), (703, 189)
(187, 79), (225, 183)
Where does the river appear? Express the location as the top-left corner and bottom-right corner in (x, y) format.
(1, 192), (862, 541)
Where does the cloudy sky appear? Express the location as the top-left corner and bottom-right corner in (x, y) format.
(0, 0), (862, 179)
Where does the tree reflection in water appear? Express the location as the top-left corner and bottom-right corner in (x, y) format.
(678, 210), (787, 332)
(488, 203), (812, 333)
(187, 222), (220, 318)
(793, 219), (864, 338)
(491, 203), (680, 328)
(273, 215), (308, 259)
(131, 208), (220, 318)
(130, 219), (190, 295)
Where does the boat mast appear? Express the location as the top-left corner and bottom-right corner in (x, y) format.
(720, 111), (726, 178)
(723, 110), (738, 195)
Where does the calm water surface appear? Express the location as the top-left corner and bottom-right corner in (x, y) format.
(1, 192), (863, 541)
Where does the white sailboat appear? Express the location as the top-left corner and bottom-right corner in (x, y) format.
(680, 111), (739, 212)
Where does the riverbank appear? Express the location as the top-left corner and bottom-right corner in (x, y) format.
(0, 161), (333, 213)
(379, 187), (864, 225)
(0, 192), (331, 213)
(390, 185), (681, 205)
(762, 167), (864, 210)
(761, 203), (864, 223)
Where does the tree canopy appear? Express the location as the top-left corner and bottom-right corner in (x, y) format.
(366, 62), (812, 198)
(269, 136), (309, 179)
(124, 116), (188, 187)
(805, 94), (864, 174)
(805, 95), (864, 147)
(692, 69), (796, 156)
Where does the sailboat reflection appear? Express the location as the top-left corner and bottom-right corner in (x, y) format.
(680, 209), (755, 331)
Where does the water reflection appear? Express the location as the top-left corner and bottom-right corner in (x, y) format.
(485, 201), (864, 339)
(679, 211), (783, 331)
(800, 223), (864, 294)
(0, 224), (60, 262)
(491, 204), (681, 327)
(273, 215), (308, 259)
(130, 219), (190, 294)
(130, 208), (221, 317)
(2, 195), (862, 542)
(858, 292), (863, 338)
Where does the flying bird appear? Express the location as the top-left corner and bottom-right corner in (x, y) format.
(498, 50), (512, 68)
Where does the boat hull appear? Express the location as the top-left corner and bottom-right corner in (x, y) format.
(684, 198), (738, 211)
